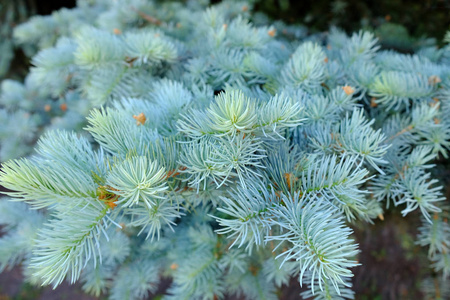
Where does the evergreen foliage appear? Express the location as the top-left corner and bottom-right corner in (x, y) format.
(0, 0), (449, 299)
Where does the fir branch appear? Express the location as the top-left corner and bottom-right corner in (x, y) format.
(31, 204), (113, 288)
(106, 156), (168, 208)
(267, 193), (359, 294)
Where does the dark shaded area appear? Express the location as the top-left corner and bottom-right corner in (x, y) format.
(0, 0), (74, 81)
(352, 211), (427, 300)
(0, 267), (99, 300)
(34, 0), (76, 15)
(253, 0), (450, 42)
(4, 49), (29, 81)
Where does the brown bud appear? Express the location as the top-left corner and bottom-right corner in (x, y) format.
(249, 264), (259, 276)
(370, 97), (378, 107)
(113, 28), (122, 35)
(342, 85), (355, 95)
(133, 112), (146, 126)
(428, 75), (442, 85)
(60, 103), (67, 112)
(44, 104), (51, 112)
(284, 172), (298, 190)
(106, 201), (117, 209)
(268, 29), (276, 37)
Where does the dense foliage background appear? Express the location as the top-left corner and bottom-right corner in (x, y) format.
(0, 0), (449, 299)
(3, 0), (450, 80)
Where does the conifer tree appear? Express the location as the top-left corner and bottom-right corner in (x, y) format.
(0, 0), (449, 299)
